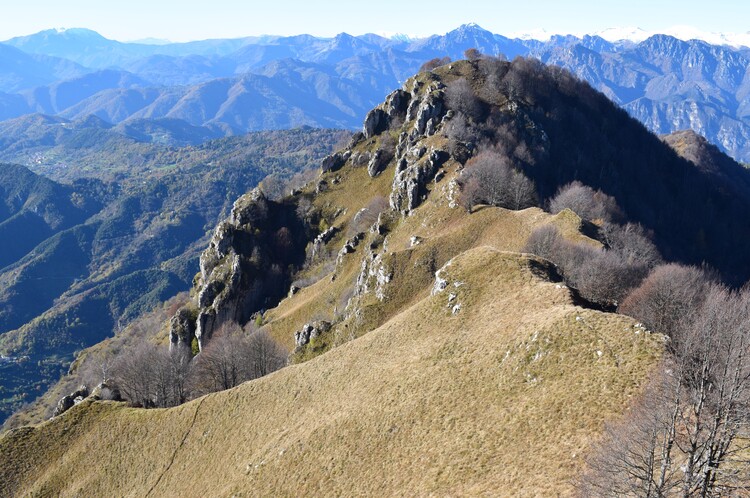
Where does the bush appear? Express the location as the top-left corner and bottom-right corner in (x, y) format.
(548, 181), (622, 222)
(599, 222), (661, 268)
(419, 56), (451, 73)
(524, 225), (649, 307)
(618, 263), (714, 337)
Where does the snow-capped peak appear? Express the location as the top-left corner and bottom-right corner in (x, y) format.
(594, 26), (750, 48)
(594, 27), (650, 43)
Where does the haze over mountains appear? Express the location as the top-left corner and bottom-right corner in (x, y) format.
(2, 24), (750, 161)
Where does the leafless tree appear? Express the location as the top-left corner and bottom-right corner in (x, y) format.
(189, 323), (287, 397)
(600, 222), (662, 268)
(464, 48), (483, 61)
(419, 56), (451, 73)
(446, 78), (483, 121)
(111, 343), (189, 408)
(582, 285), (750, 495)
(523, 225), (563, 261)
(579, 371), (682, 497)
(460, 151), (537, 211)
(246, 330), (287, 378)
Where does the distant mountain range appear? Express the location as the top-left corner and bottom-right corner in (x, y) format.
(2, 24), (750, 161)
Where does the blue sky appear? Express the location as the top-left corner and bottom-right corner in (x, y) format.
(0, 0), (747, 42)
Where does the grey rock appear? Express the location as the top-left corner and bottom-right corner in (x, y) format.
(294, 321), (332, 348)
(385, 89), (410, 118)
(367, 148), (392, 177)
(321, 150), (351, 172)
(363, 108), (388, 138)
(53, 385), (89, 417)
(169, 307), (197, 350)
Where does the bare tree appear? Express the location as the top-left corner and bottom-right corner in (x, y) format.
(464, 48), (483, 61)
(523, 225), (562, 261)
(671, 286), (750, 495)
(579, 371), (682, 497)
(582, 285), (750, 495)
(600, 222), (662, 268)
(460, 151), (537, 211)
(419, 56), (451, 72)
(189, 323), (287, 397)
(445, 78), (483, 120)
(246, 330), (287, 378)
(619, 264), (713, 337)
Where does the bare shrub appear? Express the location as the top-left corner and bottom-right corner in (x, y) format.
(619, 264), (714, 337)
(523, 225), (648, 307)
(460, 151), (538, 211)
(523, 225), (562, 261)
(349, 196), (388, 236)
(296, 196), (314, 223)
(419, 56), (451, 72)
(111, 343), (188, 408)
(548, 181), (622, 222)
(599, 222), (661, 268)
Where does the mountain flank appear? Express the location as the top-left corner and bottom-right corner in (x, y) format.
(4, 57), (750, 493)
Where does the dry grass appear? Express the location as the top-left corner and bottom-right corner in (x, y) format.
(0, 249), (662, 497)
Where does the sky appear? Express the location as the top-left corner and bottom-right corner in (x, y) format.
(0, 0), (747, 42)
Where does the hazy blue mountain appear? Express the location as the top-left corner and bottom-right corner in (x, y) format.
(406, 23), (527, 60)
(21, 69), (151, 115)
(3, 28), (253, 68)
(4, 25), (750, 160)
(534, 34), (750, 161)
(0, 43), (88, 93)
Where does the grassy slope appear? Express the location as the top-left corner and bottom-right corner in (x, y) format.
(0, 63), (668, 495)
(0, 248), (662, 497)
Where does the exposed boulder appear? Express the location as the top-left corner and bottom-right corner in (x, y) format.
(321, 151), (351, 173)
(294, 321), (332, 349)
(52, 385), (89, 417)
(168, 307), (196, 350)
(385, 89), (411, 119)
(363, 108), (388, 138)
(311, 226), (339, 260)
(367, 148), (392, 177)
(336, 232), (365, 265)
(413, 93), (446, 137)
(390, 148), (449, 215)
(90, 382), (121, 402)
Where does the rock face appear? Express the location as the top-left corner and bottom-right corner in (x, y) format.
(170, 188), (309, 351)
(294, 321), (333, 350)
(367, 148), (391, 177)
(321, 151), (351, 173)
(363, 109), (388, 139)
(52, 385), (89, 417)
(390, 149), (449, 214)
